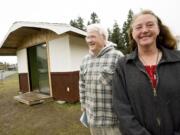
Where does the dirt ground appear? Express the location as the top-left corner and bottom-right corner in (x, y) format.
(0, 74), (90, 135)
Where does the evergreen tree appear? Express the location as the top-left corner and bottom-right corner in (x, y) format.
(69, 9), (134, 54)
(87, 12), (100, 25)
(87, 21), (91, 26)
(110, 22), (125, 53)
(122, 9), (134, 54)
(77, 16), (86, 30)
(107, 28), (112, 41)
(70, 19), (78, 28)
(70, 16), (86, 31)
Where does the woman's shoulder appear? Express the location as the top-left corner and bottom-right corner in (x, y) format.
(116, 55), (130, 68)
(118, 52), (136, 63)
(172, 49), (180, 60)
(163, 47), (180, 61)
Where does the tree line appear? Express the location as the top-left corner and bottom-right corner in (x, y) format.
(70, 10), (134, 54)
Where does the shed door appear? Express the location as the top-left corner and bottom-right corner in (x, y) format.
(27, 43), (50, 95)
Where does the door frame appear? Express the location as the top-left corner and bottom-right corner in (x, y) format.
(27, 42), (52, 96)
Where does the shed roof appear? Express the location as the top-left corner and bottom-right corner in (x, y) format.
(0, 21), (86, 56)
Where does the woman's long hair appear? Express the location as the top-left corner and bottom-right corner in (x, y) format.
(128, 10), (177, 51)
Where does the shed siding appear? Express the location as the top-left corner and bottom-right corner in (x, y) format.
(19, 73), (29, 93)
(48, 34), (71, 72)
(69, 35), (88, 71)
(17, 49), (28, 73)
(51, 71), (79, 102)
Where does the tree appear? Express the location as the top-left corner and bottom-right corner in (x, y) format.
(69, 9), (134, 54)
(122, 9), (134, 54)
(70, 20), (78, 28)
(70, 12), (100, 30)
(107, 28), (112, 41)
(76, 17), (86, 30)
(70, 16), (86, 31)
(87, 12), (100, 25)
(109, 22), (126, 54)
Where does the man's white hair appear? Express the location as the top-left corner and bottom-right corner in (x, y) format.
(86, 23), (108, 41)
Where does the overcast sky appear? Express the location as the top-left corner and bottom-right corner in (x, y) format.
(0, 0), (180, 64)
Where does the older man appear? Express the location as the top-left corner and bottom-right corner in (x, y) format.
(79, 24), (123, 135)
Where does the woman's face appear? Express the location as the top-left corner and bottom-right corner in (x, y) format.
(132, 14), (160, 48)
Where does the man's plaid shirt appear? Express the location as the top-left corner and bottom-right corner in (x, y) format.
(79, 45), (123, 127)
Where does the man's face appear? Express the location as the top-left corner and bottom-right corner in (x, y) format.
(86, 31), (105, 55)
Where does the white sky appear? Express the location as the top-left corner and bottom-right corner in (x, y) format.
(0, 0), (180, 64)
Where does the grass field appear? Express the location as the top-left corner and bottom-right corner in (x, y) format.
(0, 74), (90, 135)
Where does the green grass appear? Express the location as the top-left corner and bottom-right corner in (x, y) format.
(0, 74), (90, 135)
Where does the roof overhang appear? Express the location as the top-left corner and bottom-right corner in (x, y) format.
(0, 48), (16, 56)
(0, 21), (86, 56)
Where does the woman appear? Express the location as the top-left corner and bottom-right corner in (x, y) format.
(112, 10), (180, 135)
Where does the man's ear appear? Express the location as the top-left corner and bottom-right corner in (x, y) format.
(102, 34), (107, 41)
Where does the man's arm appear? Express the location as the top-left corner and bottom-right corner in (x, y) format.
(79, 65), (86, 112)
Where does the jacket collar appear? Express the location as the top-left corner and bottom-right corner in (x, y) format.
(126, 46), (180, 64)
(89, 43), (115, 58)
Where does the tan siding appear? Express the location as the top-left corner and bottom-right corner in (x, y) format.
(48, 34), (71, 72)
(17, 30), (58, 50)
(69, 34), (88, 70)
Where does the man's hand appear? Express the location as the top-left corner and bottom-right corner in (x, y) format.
(81, 107), (86, 112)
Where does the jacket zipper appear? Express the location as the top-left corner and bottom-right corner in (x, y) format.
(139, 66), (161, 127)
(153, 88), (157, 96)
(154, 69), (161, 127)
(138, 67), (157, 96)
(153, 70), (158, 97)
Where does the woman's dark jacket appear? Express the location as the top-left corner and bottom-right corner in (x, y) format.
(112, 47), (180, 135)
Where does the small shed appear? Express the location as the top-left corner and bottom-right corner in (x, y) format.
(0, 21), (88, 103)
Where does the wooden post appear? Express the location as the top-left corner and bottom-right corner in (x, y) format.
(0, 70), (4, 84)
